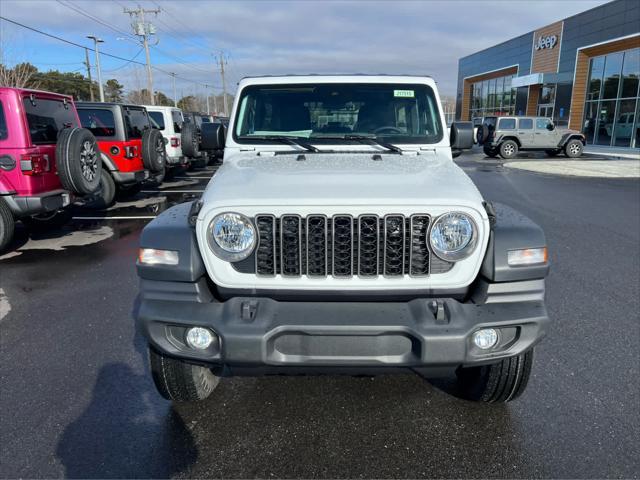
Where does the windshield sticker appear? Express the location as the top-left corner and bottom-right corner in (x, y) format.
(394, 90), (415, 98)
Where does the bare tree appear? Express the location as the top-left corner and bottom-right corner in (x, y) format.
(0, 32), (39, 88)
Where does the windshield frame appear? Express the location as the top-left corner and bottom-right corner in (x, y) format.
(231, 81), (444, 147)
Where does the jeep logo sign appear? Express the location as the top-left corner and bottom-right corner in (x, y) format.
(535, 35), (557, 50)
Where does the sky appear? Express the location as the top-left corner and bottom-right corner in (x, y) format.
(0, 0), (610, 99)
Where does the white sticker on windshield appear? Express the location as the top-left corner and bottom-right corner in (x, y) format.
(394, 90), (415, 98)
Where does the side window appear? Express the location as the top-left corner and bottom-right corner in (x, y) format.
(22, 97), (78, 144)
(536, 118), (551, 130)
(148, 111), (165, 130)
(518, 118), (533, 130)
(0, 102), (7, 140)
(78, 108), (116, 137)
(124, 108), (150, 139)
(171, 111), (183, 133)
(498, 118), (516, 130)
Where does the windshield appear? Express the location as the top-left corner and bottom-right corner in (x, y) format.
(233, 83), (443, 145)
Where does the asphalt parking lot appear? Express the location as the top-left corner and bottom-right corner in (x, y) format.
(1, 152), (639, 479)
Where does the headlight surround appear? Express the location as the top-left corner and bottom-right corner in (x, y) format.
(429, 212), (477, 262)
(207, 212), (256, 262)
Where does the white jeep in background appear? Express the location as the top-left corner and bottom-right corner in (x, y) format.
(145, 105), (192, 169)
(135, 75), (550, 405)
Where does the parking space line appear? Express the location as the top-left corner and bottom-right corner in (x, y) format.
(140, 190), (205, 193)
(72, 216), (157, 220)
(174, 176), (213, 179)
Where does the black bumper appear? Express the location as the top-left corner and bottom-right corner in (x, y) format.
(111, 169), (149, 185)
(135, 278), (549, 372)
(3, 190), (72, 218)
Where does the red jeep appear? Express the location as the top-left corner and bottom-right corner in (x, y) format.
(76, 102), (166, 208)
(0, 87), (101, 251)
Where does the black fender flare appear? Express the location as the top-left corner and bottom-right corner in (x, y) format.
(136, 201), (206, 282)
(558, 133), (585, 148)
(479, 202), (549, 283)
(499, 136), (521, 148)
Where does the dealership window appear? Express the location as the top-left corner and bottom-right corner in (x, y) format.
(469, 73), (515, 119)
(582, 47), (640, 148)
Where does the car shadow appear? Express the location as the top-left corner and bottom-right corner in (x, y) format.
(56, 361), (198, 479)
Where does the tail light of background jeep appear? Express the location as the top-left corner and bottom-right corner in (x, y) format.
(20, 154), (48, 175)
(170, 137), (180, 147)
(124, 146), (137, 158)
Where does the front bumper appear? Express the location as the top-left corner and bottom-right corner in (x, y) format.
(135, 278), (549, 372)
(3, 190), (72, 218)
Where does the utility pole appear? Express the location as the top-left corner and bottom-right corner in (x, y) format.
(86, 36), (104, 102)
(84, 48), (94, 102)
(216, 51), (229, 116)
(205, 85), (210, 115)
(170, 72), (177, 107)
(124, 5), (160, 105)
(213, 93), (218, 115)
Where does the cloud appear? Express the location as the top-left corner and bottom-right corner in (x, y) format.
(2, 0), (609, 96)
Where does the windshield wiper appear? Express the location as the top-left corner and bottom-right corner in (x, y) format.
(313, 134), (402, 154)
(239, 135), (320, 153)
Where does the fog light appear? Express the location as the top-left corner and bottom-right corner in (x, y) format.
(185, 327), (214, 350)
(473, 328), (498, 350)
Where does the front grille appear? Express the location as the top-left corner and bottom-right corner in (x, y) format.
(254, 214), (453, 278)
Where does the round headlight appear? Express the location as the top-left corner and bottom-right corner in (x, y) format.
(429, 212), (477, 262)
(208, 212), (256, 261)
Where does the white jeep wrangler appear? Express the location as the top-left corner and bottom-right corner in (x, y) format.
(135, 75), (550, 404)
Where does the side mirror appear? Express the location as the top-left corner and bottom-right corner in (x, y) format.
(200, 123), (226, 151)
(450, 121), (474, 157)
(546, 123), (555, 131)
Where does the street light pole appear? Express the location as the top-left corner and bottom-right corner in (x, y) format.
(87, 35), (104, 102)
(205, 85), (210, 115)
(171, 72), (177, 107)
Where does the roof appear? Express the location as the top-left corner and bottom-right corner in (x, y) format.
(0, 86), (74, 100)
(237, 74), (438, 88)
(75, 101), (145, 109)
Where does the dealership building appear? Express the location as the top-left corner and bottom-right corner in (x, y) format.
(455, 0), (640, 150)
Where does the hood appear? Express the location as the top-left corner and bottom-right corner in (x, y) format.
(200, 151), (485, 209)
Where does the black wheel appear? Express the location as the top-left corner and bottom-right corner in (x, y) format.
(499, 140), (518, 159)
(22, 209), (72, 232)
(0, 198), (14, 252)
(84, 169), (116, 210)
(483, 146), (498, 158)
(149, 347), (220, 402)
(116, 183), (142, 200)
(564, 139), (583, 158)
(142, 129), (166, 173)
(545, 149), (560, 157)
(181, 122), (200, 158)
(56, 127), (101, 195)
(456, 349), (534, 403)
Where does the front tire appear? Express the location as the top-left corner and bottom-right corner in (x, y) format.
(149, 347), (220, 402)
(455, 349), (534, 403)
(499, 140), (518, 159)
(564, 139), (583, 158)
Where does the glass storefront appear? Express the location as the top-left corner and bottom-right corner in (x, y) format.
(469, 74), (516, 121)
(583, 47), (640, 148)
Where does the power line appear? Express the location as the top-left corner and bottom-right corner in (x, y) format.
(102, 47), (144, 72)
(0, 16), (215, 89)
(56, 0), (138, 41)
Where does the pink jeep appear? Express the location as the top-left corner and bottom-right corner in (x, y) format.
(0, 88), (101, 250)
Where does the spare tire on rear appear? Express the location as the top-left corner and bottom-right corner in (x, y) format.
(181, 122), (200, 158)
(142, 129), (166, 173)
(56, 127), (101, 195)
(476, 125), (490, 145)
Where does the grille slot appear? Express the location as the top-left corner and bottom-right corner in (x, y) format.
(280, 215), (302, 276)
(252, 213), (451, 278)
(255, 215), (276, 275)
(409, 215), (430, 276)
